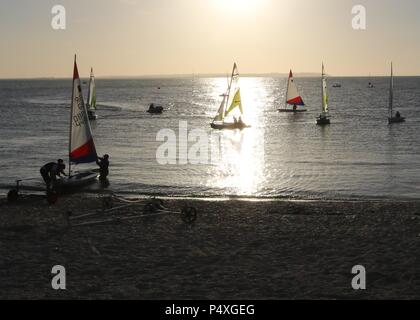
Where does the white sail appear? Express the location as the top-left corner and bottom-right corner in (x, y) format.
(213, 94), (227, 122)
(87, 68), (96, 110)
(321, 64), (329, 115)
(389, 62), (394, 117)
(69, 56), (97, 165)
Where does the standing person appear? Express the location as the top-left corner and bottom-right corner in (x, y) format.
(40, 159), (66, 190)
(96, 154), (110, 180)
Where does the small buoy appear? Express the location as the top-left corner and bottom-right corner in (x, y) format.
(7, 189), (19, 203)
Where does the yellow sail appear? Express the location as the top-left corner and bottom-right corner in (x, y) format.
(225, 88), (243, 116)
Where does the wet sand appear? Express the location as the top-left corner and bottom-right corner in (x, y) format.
(0, 194), (419, 300)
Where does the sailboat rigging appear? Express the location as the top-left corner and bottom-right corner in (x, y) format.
(316, 63), (331, 125)
(54, 55), (99, 190)
(211, 63), (250, 130)
(388, 63), (405, 124)
(86, 67), (98, 120)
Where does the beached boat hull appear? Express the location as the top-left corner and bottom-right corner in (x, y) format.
(210, 122), (250, 130)
(278, 109), (307, 113)
(53, 170), (99, 192)
(388, 117), (405, 124)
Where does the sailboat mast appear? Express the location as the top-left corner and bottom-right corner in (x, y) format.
(87, 67), (92, 107)
(321, 63), (324, 115)
(68, 55), (76, 177)
(225, 63), (236, 115)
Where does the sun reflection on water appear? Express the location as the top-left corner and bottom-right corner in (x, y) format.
(207, 77), (268, 196)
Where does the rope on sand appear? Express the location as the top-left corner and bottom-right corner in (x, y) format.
(64, 196), (198, 228)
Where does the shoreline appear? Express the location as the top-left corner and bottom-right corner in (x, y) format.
(2, 187), (420, 204)
(1, 193), (419, 299)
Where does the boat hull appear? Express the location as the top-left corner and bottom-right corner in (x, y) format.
(317, 116), (331, 126)
(278, 109), (307, 113)
(210, 122), (250, 130)
(53, 170), (99, 192)
(388, 117), (405, 124)
(147, 104), (164, 114)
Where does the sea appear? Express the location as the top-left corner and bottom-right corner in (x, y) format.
(1, 76), (420, 200)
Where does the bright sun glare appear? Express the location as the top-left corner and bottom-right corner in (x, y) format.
(214, 0), (259, 13)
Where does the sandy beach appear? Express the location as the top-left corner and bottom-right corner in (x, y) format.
(0, 193), (419, 300)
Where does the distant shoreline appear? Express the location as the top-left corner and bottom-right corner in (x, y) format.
(2, 74), (420, 81)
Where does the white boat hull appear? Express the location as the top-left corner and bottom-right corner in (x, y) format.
(53, 170), (99, 192)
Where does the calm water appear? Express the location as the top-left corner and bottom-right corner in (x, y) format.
(1, 76), (420, 200)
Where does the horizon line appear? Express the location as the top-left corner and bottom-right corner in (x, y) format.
(1, 72), (418, 80)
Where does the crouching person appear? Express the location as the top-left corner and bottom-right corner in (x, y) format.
(40, 159), (66, 190)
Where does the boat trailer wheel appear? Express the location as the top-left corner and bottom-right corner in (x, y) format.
(181, 207), (197, 224)
(102, 197), (114, 210)
(7, 189), (19, 203)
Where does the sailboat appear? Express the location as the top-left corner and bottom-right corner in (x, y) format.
(211, 63), (250, 130)
(388, 63), (405, 124)
(317, 63), (331, 125)
(368, 73), (375, 88)
(54, 56), (99, 190)
(278, 70), (307, 113)
(86, 68), (98, 120)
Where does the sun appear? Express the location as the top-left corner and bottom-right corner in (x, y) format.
(214, 0), (259, 13)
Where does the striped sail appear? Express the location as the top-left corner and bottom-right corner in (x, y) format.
(69, 57), (98, 164)
(286, 70), (305, 106)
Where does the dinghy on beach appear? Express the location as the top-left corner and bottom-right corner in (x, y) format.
(317, 63), (331, 126)
(387, 63), (405, 124)
(53, 56), (99, 191)
(278, 70), (307, 113)
(210, 63), (250, 130)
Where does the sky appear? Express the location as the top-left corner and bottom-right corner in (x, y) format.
(0, 0), (420, 78)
